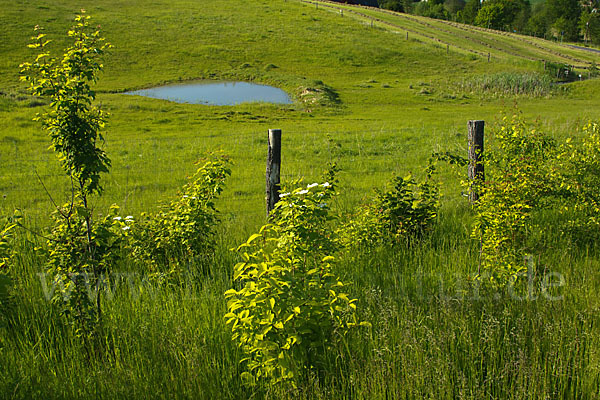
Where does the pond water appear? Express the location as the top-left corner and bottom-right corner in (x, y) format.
(125, 81), (293, 106)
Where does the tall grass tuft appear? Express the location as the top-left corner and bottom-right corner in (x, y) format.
(458, 72), (555, 97)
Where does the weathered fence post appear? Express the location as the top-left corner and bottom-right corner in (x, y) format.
(487, 52), (490, 62)
(468, 120), (485, 203)
(406, 31), (409, 40)
(266, 129), (282, 217)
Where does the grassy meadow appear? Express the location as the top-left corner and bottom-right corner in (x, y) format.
(1, 0), (600, 398)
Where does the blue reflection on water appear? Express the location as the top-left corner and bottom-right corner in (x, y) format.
(126, 81), (292, 105)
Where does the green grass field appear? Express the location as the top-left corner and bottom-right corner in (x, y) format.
(1, 0), (600, 398)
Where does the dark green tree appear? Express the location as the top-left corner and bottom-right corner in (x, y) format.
(415, 0), (451, 19)
(458, 0), (482, 24)
(475, 0), (529, 31)
(580, 10), (600, 44)
(445, 0), (467, 17)
(513, 0), (532, 32)
(546, 0), (581, 41)
(475, 0), (512, 29)
(527, 2), (549, 37)
(379, 0), (404, 11)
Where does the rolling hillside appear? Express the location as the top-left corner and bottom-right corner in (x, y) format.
(308, 0), (600, 68)
(0, 0), (599, 222)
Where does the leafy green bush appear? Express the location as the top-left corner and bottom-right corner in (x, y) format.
(544, 62), (574, 81)
(338, 165), (439, 248)
(42, 206), (122, 337)
(225, 180), (367, 387)
(0, 220), (15, 275)
(0, 218), (16, 312)
(126, 153), (232, 278)
(0, 218), (16, 351)
(471, 115), (600, 288)
(558, 122), (600, 242)
(589, 62), (599, 78)
(472, 115), (559, 288)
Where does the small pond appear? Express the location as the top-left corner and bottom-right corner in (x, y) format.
(125, 81), (293, 106)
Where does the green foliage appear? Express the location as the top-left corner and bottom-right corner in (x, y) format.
(475, 1), (511, 29)
(42, 205), (122, 337)
(558, 122), (600, 242)
(526, 2), (549, 37)
(474, 0), (530, 31)
(445, 0), (467, 16)
(0, 218), (17, 332)
(544, 61), (574, 81)
(472, 115), (559, 287)
(0, 219), (16, 274)
(580, 10), (600, 44)
(225, 180), (366, 387)
(589, 61), (600, 78)
(126, 153), (232, 278)
(458, 0), (482, 24)
(19, 12), (112, 197)
(471, 115), (600, 288)
(19, 12), (113, 337)
(2, 0), (600, 396)
(458, 72), (555, 97)
(338, 165), (439, 248)
(379, 0), (405, 12)
(414, 1), (451, 20)
(546, 0), (581, 41)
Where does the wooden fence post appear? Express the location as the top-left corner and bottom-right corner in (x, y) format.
(266, 129), (282, 217)
(468, 120), (484, 203)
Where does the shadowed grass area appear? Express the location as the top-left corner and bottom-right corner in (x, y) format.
(2, 207), (599, 399)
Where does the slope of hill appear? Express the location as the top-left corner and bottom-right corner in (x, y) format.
(0, 0), (599, 219)
(307, 0), (600, 68)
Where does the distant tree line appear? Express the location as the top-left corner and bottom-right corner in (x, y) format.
(334, 0), (600, 43)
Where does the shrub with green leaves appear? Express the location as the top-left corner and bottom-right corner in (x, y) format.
(0, 218), (16, 313)
(0, 219), (15, 350)
(225, 181), (367, 387)
(558, 121), (600, 242)
(20, 12), (115, 337)
(42, 205), (122, 337)
(338, 164), (439, 248)
(126, 153), (232, 278)
(466, 115), (600, 288)
(0, 219), (15, 275)
(472, 115), (558, 287)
